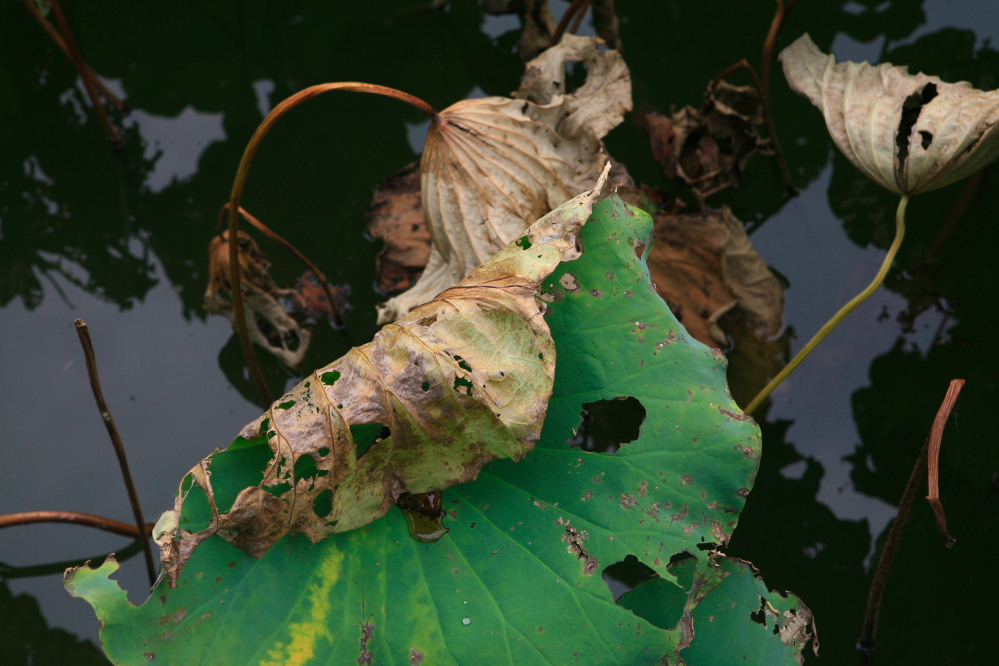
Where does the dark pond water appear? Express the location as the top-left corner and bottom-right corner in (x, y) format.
(2, 1), (998, 663)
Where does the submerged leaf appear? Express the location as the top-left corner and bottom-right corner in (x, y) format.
(781, 33), (999, 195)
(157, 173), (609, 585)
(647, 205), (784, 347)
(204, 230), (311, 370)
(366, 160), (431, 296)
(378, 34), (631, 323)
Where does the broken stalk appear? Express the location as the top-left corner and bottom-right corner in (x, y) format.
(74, 320), (157, 585)
(858, 379), (963, 662)
(746, 194), (908, 414)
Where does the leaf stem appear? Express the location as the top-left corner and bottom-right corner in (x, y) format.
(553, 0), (590, 43)
(0, 510), (154, 539)
(74, 320), (158, 585)
(745, 194), (909, 415)
(225, 83), (439, 405)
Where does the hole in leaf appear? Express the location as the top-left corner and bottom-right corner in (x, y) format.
(602, 555), (656, 601)
(565, 60), (588, 93)
(454, 355), (472, 372)
(515, 235), (532, 249)
(568, 397), (647, 453)
(267, 482), (292, 497)
(613, 554), (696, 631)
(750, 595), (769, 628)
(453, 376), (473, 396)
(317, 447), (330, 457)
(919, 130), (933, 149)
(896, 82), (938, 168)
(350, 423), (387, 457)
(313, 489), (333, 518)
(421, 381), (431, 392)
(295, 455), (318, 482)
(321, 370), (341, 386)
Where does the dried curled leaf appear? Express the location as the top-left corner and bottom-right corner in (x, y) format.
(781, 33), (999, 195)
(158, 172), (609, 585)
(644, 81), (769, 199)
(204, 231), (311, 370)
(377, 34), (631, 324)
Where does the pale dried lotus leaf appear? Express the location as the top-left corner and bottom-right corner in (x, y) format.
(780, 33), (999, 195)
(377, 34), (631, 324)
(158, 173), (609, 585)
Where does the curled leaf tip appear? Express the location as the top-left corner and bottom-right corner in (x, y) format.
(781, 33), (999, 195)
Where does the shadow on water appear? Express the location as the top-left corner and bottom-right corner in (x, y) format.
(2, 1), (998, 663)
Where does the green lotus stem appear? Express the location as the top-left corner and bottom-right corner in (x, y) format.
(746, 194), (909, 415)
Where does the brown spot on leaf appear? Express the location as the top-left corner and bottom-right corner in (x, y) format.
(710, 519), (727, 544)
(718, 406), (752, 422)
(409, 648), (425, 664)
(562, 522), (598, 575)
(358, 622), (374, 665)
(559, 272), (580, 291)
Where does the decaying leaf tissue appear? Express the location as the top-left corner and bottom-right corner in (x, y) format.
(156, 170), (610, 585)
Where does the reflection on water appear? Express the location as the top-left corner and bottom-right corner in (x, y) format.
(1, 1), (997, 663)
(133, 105), (226, 193)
